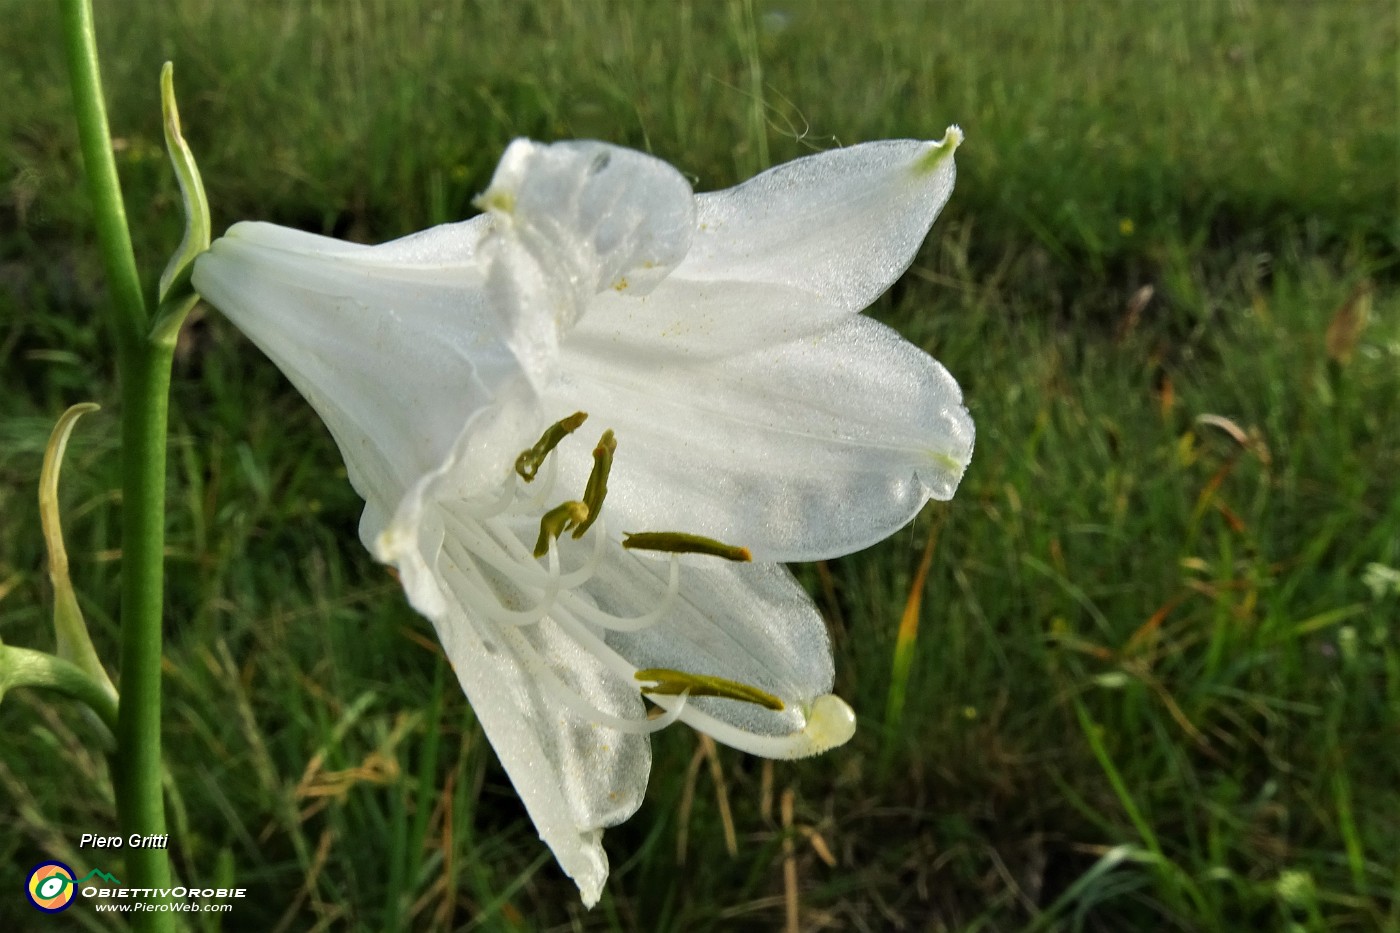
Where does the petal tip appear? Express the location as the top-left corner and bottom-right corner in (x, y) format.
(472, 137), (536, 218)
(372, 527), (404, 562)
(563, 830), (610, 908)
(925, 440), (974, 497)
(802, 694), (857, 755)
(474, 187), (517, 217)
(921, 398), (976, 499)
(769, 694), (855, 760)
(915, 125), (963, 176)
(578, 876), (604, 909)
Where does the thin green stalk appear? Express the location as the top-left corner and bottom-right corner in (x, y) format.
(115, 343), (175, 912)
(60, 0), (174, 925)
(60, 0), (147, 355)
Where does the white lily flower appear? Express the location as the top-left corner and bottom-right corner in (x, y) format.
(191, 131), (973, 905)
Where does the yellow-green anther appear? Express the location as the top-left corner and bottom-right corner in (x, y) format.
(515, 411), (588, 481)
(572, 429), (616, 539)
(635, 669), (785, 711)
(622, 531), (752, 562)
(534, 500), (590, 557)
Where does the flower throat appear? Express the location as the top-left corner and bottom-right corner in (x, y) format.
(514, 411), (782, 715)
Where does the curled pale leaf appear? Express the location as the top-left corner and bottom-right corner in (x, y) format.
(153, 61), (211, 344)
(0, 639), (119, 733)
(40, 403), (116, 702)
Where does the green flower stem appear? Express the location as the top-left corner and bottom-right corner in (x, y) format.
(60, 0), (174, 925)
(114, 343), (176, 913)
(60, 0), (147, 354)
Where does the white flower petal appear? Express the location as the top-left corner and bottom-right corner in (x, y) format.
(397, 507), (651, 908)
(372, 395), (540, 592)
(192, 221), (538, 510)
(582, 551), (854, 758)
(471, 139), (697, 397)
(678, 130), (962, 312)
(208, 216), (483, 264)
(479, 139), (696, 305)
(549, 309), (973, 561)
(564, 278), (847, 361)
(451, 506), (852, 760)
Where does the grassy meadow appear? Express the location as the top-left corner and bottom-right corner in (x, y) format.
(2, 0), (1398, 929)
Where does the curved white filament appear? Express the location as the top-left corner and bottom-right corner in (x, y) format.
(441, 537), (557, 627)
(553, 522), (682, 633)
(501, 626), (688, 735)
(670, 693), (856, 759)
(436, 437), (845, 757)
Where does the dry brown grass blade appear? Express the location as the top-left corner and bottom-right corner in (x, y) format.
(1126, 591), (1189, 654)
(675, 740), (708, 864)
(781, 787), (799, 933)
(1214, 499), (1246, 533)
(1155, 370), (1175, 420)
(272, 828), (334, 933)
(1115, 283), (1155, 341)
(1325, 280), (1373, 364)
(760, 758), (774, 824)
(896, 518), (940, 656)
(799, 826), (837, 867)
(814, 559), (847, 642)
(433, 755), (459, 931)
(701, 733), (739, 857)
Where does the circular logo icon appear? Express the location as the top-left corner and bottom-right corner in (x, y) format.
(26, 862), (77, 913)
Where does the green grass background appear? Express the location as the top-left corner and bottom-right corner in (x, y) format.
(2, 0), (1397, 929)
